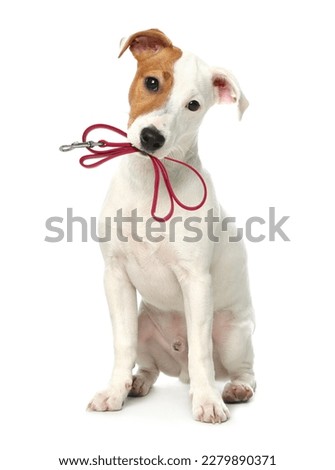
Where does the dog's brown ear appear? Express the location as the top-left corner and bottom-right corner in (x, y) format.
(212, 68), (249, 120)
(119, 29), (173, 60)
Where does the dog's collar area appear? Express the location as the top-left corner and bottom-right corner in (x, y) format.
(59, 123), (207, 222)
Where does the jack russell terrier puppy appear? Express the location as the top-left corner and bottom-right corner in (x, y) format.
(88, 29), (256, 423)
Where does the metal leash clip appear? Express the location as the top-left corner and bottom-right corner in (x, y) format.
(59, 140), (104, 152)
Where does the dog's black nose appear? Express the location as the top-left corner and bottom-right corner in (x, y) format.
(140, 127), (165, 153)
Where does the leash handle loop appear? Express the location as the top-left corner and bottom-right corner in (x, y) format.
(60, 124), (207, 221)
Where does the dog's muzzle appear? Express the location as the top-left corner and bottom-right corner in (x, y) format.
(140, 126), (166, 153)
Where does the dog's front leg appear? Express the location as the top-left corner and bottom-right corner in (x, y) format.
(88, 259), (137, 412)
(178, 271), (230, 423)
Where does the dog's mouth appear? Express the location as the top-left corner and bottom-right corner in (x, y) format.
(139, 146), (170, 160)
(131, 142), (168, 160)
(138, 148), (152, 157)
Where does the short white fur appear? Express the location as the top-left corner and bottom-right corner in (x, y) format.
(88, 31), (255, 424)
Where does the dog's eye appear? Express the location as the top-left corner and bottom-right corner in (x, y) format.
(187, 100), (200, 111)
(145, 77), (159, 92)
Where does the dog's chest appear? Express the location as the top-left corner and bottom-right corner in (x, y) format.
(120, 234), (183, 310)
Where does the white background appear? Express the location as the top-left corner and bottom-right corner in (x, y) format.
(1, 1), (334, 469)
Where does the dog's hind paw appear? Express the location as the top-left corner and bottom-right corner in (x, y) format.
(222, 382), (254, 403)
(128, 374), (152, 397)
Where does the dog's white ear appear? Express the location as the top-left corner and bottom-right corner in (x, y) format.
(212, 68), (249, 120)
(118, 29), (173, 60)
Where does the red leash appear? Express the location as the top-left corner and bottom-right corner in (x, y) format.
(60, 124), (207, 222)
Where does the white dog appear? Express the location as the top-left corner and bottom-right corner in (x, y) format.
(88, 29), (255, 423)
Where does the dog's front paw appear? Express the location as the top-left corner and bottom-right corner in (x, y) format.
(87, 380), (132, 412)
(192, 390), (230, 424)
(222, 382), (254, 403)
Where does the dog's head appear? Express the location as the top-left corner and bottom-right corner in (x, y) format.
(119, 29), (248, 159)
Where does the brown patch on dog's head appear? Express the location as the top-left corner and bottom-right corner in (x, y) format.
(119, 29), (182, 126)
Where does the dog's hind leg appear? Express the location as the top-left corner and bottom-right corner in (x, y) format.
(130, 302), (188, 397)
(213, 312), (256, 403)
(129, 304), (160, 397)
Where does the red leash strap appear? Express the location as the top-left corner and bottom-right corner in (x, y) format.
(61, 124), (207, 222)
(150, 157), (207, 222)
(79, 124), (138, 168)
